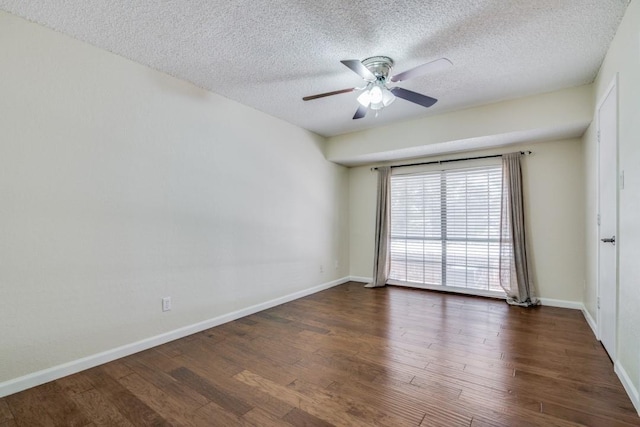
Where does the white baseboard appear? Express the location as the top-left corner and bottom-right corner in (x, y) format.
(0, 276), (350, 399)
(352, 280), (584, 309)
(538, 298), (583, 310)
(354, 281), (585, 310)
(348, 275), (372, 284)
(581, 304), (598, 339)
(615, 362), (640, 416)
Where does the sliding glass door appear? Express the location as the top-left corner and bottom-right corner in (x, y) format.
(389, 165), (505, 296)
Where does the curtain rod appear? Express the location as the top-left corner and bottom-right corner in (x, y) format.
(370, 151), (532, 171)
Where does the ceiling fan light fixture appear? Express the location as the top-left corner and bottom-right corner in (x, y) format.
(382, 88), (395, 107)
(357, 90), (372, 107)
(369, 85), (383, 104)
(359, 83), (394, 111)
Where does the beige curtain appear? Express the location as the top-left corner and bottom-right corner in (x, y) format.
(499, 153), (539, 306)
(366, 166), (391, 288)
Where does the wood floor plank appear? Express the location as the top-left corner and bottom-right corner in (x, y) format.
(83, 367), (170, 426)
(169, 367), (252, 416)
(172, 354), (294, 418)
(4, 387), (57, 427)
(31, 382), (93, 427)
(70, 387), (137, 427)
(186, 401), (254, 427)
(233, 369), (365, 426)
(0, 401), (13, 424)
(3, 282), (639, 426)
(98, 359), (134, 380)
(282, 407), (335, 427)
(236, 369), (419, 426)
(242, 407), (290, 427)
(512, 369), (637, 414)
(117, 372), (204, 426)
(193, 337), (299, 386)
(234, 334), (306, 365)
(288, 377), (419, 427)
(457, 389), (583, 427)
(123, 354), (210, 407)
(470, 414), (511, 427)
(256, 310), (331, 335)
(53, 373), (95, 396)
(327, 375), (462, 425)
(540, 400), (640, 427)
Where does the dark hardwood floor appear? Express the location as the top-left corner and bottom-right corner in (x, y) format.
(1, 282), (639, 426)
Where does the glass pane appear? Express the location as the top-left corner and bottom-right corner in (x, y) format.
(405, 240), (424, 283)
(424, 240), (442, 286)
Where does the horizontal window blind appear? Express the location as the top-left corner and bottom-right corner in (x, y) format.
(390, 165), (504, 293)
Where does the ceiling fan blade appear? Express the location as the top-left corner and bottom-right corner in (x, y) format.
(302, 87), (355, 101)
(341, 60), (376, 81)
(390, 87), (438, 108)
(353, 104), (368, 119)
(390, 58), (452, 83)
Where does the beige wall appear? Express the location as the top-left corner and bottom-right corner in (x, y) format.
(0, 11), (349, 385)
(583, 0), (640, 402)
(349, 139), (585, 303)
(327, 85), (593, 166)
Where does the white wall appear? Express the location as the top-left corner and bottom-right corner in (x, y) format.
(0, 11), (349, 387)
(583, 0), (640, 407)
(349, 140), (585, 303)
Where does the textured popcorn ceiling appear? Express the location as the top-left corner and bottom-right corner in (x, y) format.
(0, 1), (629, 137)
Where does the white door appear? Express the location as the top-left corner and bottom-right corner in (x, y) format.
(597, 77), (618, 361)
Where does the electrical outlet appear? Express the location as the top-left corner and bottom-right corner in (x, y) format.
(319, 264), (324, 273)
(334, 260), (339, 270)
(162, 297), (171, 312)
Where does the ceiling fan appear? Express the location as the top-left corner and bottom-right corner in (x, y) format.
(303, 56), (452, 119)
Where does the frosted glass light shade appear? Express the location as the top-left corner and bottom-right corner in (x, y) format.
(357, 90), (371, 106)
(369, 86), (383, 104)
(382, 89), (395, 106)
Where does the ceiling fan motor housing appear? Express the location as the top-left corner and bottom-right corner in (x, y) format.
(362, 56), (394, 81)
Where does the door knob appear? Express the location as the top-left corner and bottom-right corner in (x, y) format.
(600, 236), (616, 245)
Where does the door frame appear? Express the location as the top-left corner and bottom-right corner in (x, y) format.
(595, 74), (618, 359)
